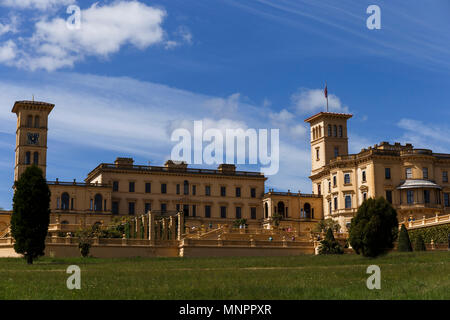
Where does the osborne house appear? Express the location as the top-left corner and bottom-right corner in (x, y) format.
(1, 99), (450, 257)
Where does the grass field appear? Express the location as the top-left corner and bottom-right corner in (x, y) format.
(0, 251), (448, 299)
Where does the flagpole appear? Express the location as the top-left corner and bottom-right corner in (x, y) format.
(325, 81), (328, 112)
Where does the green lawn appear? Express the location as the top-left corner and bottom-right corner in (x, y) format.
(0, 251), (448, 299)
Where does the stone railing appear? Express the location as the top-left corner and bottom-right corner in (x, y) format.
(404, 213), (450, 229)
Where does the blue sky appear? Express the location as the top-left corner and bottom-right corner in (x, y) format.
(0, 0), (449, 209)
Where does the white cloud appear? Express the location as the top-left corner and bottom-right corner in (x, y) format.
(0, 40), (16, 62)
(0, 0), (75, 10)
(397, 118), (450, 153)
(5, 1), (168, 71)
(204, 93), (241, 116)
(291, 88), (349, 114)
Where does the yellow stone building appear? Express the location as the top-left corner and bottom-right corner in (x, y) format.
(305, 112), (450, 231)
(10, 100), (320, 232)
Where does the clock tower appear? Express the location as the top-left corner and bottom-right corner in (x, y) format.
(12, 100), (54, 181)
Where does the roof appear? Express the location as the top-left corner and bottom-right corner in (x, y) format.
(304, 112), (353, 123)
(11, 100), (55, 113)
(397, 179), (441, 190)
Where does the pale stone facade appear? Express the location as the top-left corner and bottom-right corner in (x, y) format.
(305, 112), (450, 231)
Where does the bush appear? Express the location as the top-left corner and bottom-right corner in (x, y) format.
(314, 218), (341, 233)
(319, 228), (344, 255)
(408, 224), (450, 244)
(234, 219), (247, 228)
(349, 197), (398, 257)
(398, 224), (412, 252)
(75, 226), (96, 257)
(11, 165), (51, 264)
(413, 234), (426, 251)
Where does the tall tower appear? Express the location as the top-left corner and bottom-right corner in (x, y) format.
(304, 112), (352, 175)
(12, 100), (54, 181)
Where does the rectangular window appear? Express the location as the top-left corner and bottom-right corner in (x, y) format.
(183, 204), (189, 217)
(443, 171), (448, 183)
(328, 201), (332, 214)
(236, 187), (241, 197)
(345, 195), (351, 209)
(424, 190), (430, 204)
(317, 184), (321, 195)
(205, 205), (211, 218)
(145, 183), (151, 193)
(444, 193), (450, 207)
(423, 167), (428, 179)
(328, 180), (331, 192)
(205, 186), (211, 196)
(192, 185), (196, 195)
(129, 182), (135, 193)
(220, 206), (227, 218)
(144, 202), (151, 213)
(385, 168), (391, 179)
(161, 203), (167, 212)
(316, 148), (320, 160)
(235, 207), (242, 219)
(71, 198), (74, 210)
(386, 190), (392, 204)
(333, 175), (337, 187)
(362, 170), (366, 182)
(250, 207), (256, 219)
(333, 197), (338, 210)
(338, 125), (343, 137)
(176, 184), (180, 195)
(112, 201), (119, 215)
(128, 202), (135, 215)
(113, 181), (119, 192)
(192, 205), (196, 217)
(407, 190), (414, 204)
(344, 173), (351, 184)
(183, 182), (189, 195)
(334, 146), (339, 158)
(221, 186), (226, 197)
(406, 168), (412, 179)
(251, 188), (256, 198)
(161, 183), (167, 194)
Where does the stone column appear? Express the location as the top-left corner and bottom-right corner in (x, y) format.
(162, 218), (167, 241)
(136, 217), (142, 239)
(154, 220), (160, 241)
(169, 216), (176, 240)
(177, 212), (184, 241)
(143, 215), (149, 242)
(148, 212), (155, 244)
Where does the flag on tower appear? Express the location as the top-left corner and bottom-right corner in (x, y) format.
(324, 82), (329, 112)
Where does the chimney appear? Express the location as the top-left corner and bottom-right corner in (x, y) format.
(115, 157), (134, 168)
(218, 164), (236, 174)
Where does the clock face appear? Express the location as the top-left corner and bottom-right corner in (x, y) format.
(27, 133), (39, 145)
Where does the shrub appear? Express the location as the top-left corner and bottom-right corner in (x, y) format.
(319, 228), (344, 254)
(234, 219), (247, 228)
(314, 218), (341, 233)
(413, 234), (426, 251)
(349, 197), (398, 257)
(11, 165), (51, 264)
(408, 224), (450, 244)
(398, 224), (412, 252)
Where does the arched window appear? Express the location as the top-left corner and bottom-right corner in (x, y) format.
(25, 151), (31, 165)
(61, 193), (70, 210)
(333, 125), (337, 137)
(338, 125), (343, 137)
(183, 180), (189, 195)
(26, 115), (33, 127)
(277, 202), (285, 218)
(328, 125), (332, 136)
(94, 194), (103, 211)
(34, 116), (40, 128)
(33, 152), (39, 165)
(304, 203), (311, 219)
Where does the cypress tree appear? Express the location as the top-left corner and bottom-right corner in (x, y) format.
(11, 165), (51, 264)
(398, 224), (412, 252)
(413, 234), (426, 251)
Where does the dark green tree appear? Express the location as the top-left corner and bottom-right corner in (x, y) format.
(398, 224), (412, 252)
(413, 233), (426, 251)
(11, 165), (51, 264)
(319, 228), (344, 254)
(349, 197), (398, 257)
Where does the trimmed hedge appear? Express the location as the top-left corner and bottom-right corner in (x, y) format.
(408, 224), (450, 244)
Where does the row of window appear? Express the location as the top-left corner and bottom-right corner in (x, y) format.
(56, 193), (106, 211)
(115, 201), (257, 219)
(24, 151), (39, 165)
(113, 180), (257, 198)
(25, 115), (40, 128)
